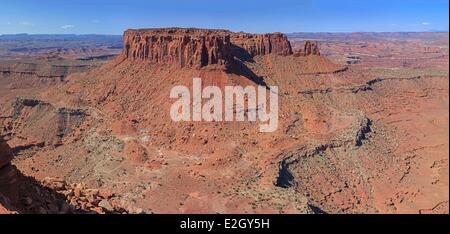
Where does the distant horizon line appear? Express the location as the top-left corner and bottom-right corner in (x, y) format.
(1, 30), (449, 37)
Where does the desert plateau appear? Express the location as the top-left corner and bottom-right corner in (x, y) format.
(0, 0), (448, 216)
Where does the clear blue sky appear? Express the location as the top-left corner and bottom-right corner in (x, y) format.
(0, 0), (448, 35)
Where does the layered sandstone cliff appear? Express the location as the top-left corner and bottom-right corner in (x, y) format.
(123, 28), (231, 69)
(123, 28), (293, 69)
(230, 32), (293, 57)
(296, 41), (321, 56)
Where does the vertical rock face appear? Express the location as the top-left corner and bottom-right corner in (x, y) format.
(0, 138), (12, 169)
(0, 138), (18, 208)
(230, 32), (293, 57)
(296, 41), (321, 56)
(122, 28), (293, 69)
(123, 28), (232, 69)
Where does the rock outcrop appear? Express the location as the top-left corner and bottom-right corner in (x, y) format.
(124, 28), (231, 69)
(0, 138), (12, 169)
(0, 137), (18, 213)
(10, 97), (87, 147)
(296, 40), (321, 56)
(123, 28), (293, 69)
(0, 136), (129, 214)
(230, 32), (293, 57)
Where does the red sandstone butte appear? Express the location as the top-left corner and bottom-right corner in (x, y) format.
(123, 28), (231, 69)
(230, 32), (293, 57)
(122, 28), (293, 69)
(296, 40), (321, 56)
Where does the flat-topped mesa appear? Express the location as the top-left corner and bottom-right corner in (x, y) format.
(124, 28), (232, 69)
(296, 41), (321, 57)
(230, 32), (293, 57)
(123, 28), (293, 69)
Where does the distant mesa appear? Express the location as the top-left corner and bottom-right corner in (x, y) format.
(122, 28), (295, 69)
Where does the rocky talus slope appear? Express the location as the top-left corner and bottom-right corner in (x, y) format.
(1, 136), (129, 214)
